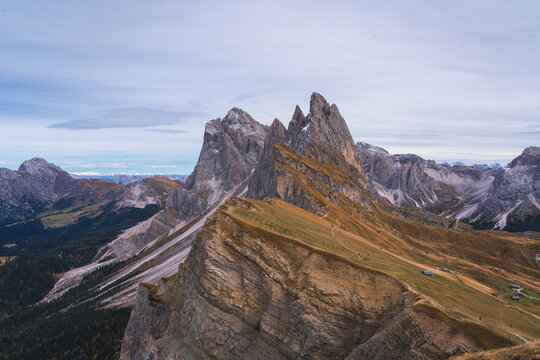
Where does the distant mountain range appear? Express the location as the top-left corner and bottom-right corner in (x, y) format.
(358, 143), (540, 232)
(0, 158), (186, 225)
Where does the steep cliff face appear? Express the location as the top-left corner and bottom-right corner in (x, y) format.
(357, 143), (540, 231)
(120, 199), (514, 360)
(248, 93), (373, 217)
(186, 108), (268, 204)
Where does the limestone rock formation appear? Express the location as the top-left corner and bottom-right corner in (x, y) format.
(122, 94), (531, 359)
(248, 93), (373, 216)
(186, 108), (268, 204)
(42, 107), (269, 307)
(357, 143), (540, 231)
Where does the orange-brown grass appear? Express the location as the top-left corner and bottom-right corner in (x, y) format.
(79, 179), (121, 195)
(452, 339), (540, 359)
(144, 177), (184, 193)
(224, 198), (540, 342)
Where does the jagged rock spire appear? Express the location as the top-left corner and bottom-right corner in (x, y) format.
(248, 92), (373, 216)
(248, 118), (287, 200)
(185, 108), (268, 203)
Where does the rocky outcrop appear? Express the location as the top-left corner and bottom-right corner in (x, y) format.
(186, 108), (268, 204)
(117, 177), (184, 210)
(120, 201), (503, 360)
(357, 143), (540, 231)
(295, 93), (359, 169)
(248, 93), (373, 216)
(247, 118), (288, 201)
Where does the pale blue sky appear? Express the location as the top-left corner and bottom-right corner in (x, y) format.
(1, 0), (539, 174)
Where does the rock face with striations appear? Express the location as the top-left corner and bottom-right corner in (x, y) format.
(357, 143), (540, 231)
(120, 200), (500, 360)
(248, 93), (373, 216)
(185, 108), (268, 204)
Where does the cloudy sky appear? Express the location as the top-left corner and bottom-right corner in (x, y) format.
(1, 0), (539, 174)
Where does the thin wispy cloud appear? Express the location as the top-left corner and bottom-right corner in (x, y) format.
(49, 108), (202, 130)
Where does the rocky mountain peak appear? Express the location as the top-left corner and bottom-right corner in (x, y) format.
(308, 91), (330, 118)
(18, 157), (65, 177)
(357, 142), (390, 156)
(248, 92), (373, 217)
(508, 146), (540, 168)
(267, 118), (287, 145)
(1, 158), (81, 223)
(223, 107), (253, 124)
(287, 105), (307, 142)
(186, 109), (268, 203)
(290, 92), (360, 169)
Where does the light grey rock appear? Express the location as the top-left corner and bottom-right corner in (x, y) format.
(186, 108), (268, 204)
(0, 158), (78, 223)
(357, 143), (540, 231)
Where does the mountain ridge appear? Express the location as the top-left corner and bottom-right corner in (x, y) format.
(120, 93), (540, 359)
(357, 142), (540, 231)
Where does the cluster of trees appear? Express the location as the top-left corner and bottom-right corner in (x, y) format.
(0, 306), (131, 359)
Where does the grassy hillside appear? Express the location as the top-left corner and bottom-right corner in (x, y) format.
(225, 198), (540, 343)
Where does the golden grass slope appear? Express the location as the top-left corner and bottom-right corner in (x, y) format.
(224, 197), (540, 345)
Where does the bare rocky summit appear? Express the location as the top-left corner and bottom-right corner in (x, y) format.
(0, 158), (79, 223)
(42, 107), (268, 306)
(248, 92), (373, 216)
(186, 107), (268, 204)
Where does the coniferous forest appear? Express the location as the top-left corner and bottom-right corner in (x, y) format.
(0, 203), (159, 359)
